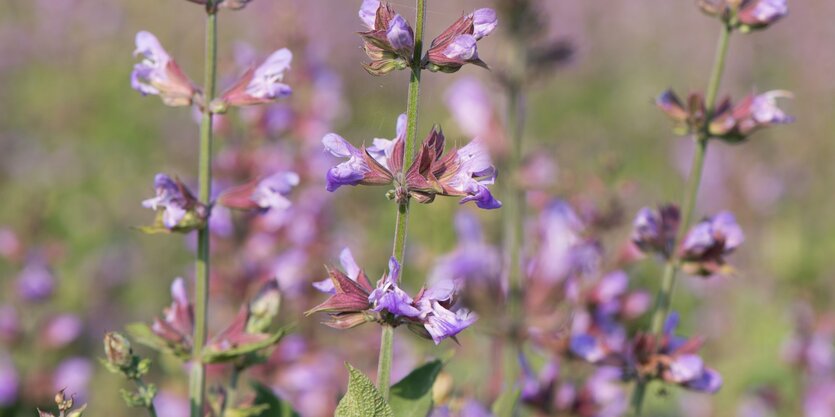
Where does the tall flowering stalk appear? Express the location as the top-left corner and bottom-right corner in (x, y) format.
(310, 0), (499, 408)
(630, 0), (791, 413)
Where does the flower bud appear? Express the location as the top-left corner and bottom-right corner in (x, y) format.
(103, 332), (133, 369)
(246, 280), (281, 334)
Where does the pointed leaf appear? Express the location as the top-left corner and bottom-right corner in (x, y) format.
(250, 382), (300, 417)
(491, 387), (520, 417)
(335, 363), (394, 417)
(389, 360), (443, 417)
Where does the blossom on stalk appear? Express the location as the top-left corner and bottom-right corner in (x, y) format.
(307, 252), (477, 344)
(141, 174), (207, 233)
(357, 1), (414, 75)
(423, 8), (498, 73)
(631, 204), (680, 258)
(131, 31), (199, 107)
(322, 114), (501, 209)
(679, 211), (744, 276)
(657, 89), (792, 142)
(16, 259), (55, 302)
(627, 313), (723, 393)
(698, 0), (787, 31)
(708, 90), (794, 142)
(214, 48), (293, 111)
(150, 278), (194, 355)
(218, 171), (299, 212)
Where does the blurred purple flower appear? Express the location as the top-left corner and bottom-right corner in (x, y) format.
(531, 200), (600, 283)
(52, 357), (93, 401)
(218, 48), (293, 109)
(421, 301), (477, 344)
(737, 0), (788, 30)
(154, 390), (189, 417)
(142, 173), (205, 231)
(151, 278), (194, 351)
(709, 90), (794, 141)
(804, 378), (835, 417)
(17, 260), (55, 302)
(428, 212), (502, 294)
(42, 314), (83, 348)
(219, 171), (299, 212)
(0, 306), (20, 344)
(0, 228), (21, 261)
(680, 211), (744, 276)
(631, 204), (680, 258)
(0, 353), (18, 406)
(131, 31), (198, 106)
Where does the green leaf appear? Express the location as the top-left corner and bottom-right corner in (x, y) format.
(389, 360), (443, 417)
(335, 363), (394, 417)
(250, 381), (300, 417)
(491, 387), (520, 417)
(202, 327), (288, 364)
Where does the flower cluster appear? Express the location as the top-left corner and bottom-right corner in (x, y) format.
(698, 0), (788, 32)
(656, 89), (793, 143)
(322, 114), (501, 209)
(632, 207), (744, 277)
(358, 1), (497, 75)
(306, 249), (477, 344)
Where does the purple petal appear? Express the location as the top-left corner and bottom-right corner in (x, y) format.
(570, 333), (606, 363)
(246, 48), (293, 100)
(471, 8), (498, 39)
(668, 354), (705, 383)
(359, 0), (380, 29)
(386, 14), (414, 51)
(423, 302), (477, 344)
(712, 211), (744, 251)
(683, 368), (723, 393)
(442, 34), (478, 61)
(252, 171), (299, 210)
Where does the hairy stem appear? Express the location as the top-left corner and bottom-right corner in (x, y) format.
(378, 0), (426, 400)
(190, 8), (218, 417)
(630, 23), (731, 415)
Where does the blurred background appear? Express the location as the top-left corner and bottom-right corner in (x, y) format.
(0, 0), (832, 416)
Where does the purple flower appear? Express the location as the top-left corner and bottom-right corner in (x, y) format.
(17, 260), (54, 302)
(42, 314), (83, 348)
(631, 204), (680, 258)
(738, 0), (788, 30)
(218, 48), (293, 109)
(531, 200), (600, 283)
(151, 278), (194, 352)
(386, 14), (415, 53)
(252, 172), (299, 210)
(471, 8), (498, 39)
(0, 353), (18, 406)
(369, 257), (421, 318)
(571, 333), (608, 363)
(142, 174), (206, 231)
(709, 90), (794, 141)
(131, 31), (197, 106)
(680, 211), (744, 276)
(444, 77), (500, 146)
(804, 378), (835, 417)
(428, 212), (502, 293)
(359, 0), (380, 30)
(424, 9), (497, 73)
(421, 301), (477, 344)
(313, 247), (361, 294)
(357, 2), (414, 75)
(52, 357), (93, 400)
(323, 116), (501, 209)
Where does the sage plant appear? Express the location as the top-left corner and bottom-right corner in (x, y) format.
(108, 1), (295, 416)
(306, 0), (499, 410)
(629, 0), (792, 413)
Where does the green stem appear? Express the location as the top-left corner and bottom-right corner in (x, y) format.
(501, 23), (528, 395)
(190, 8), (217, 417)
(378, 0), (426, 400)
(376, 325), (395, 400)
(630, 23), (731, 416)
(221, 366), (241, 417)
